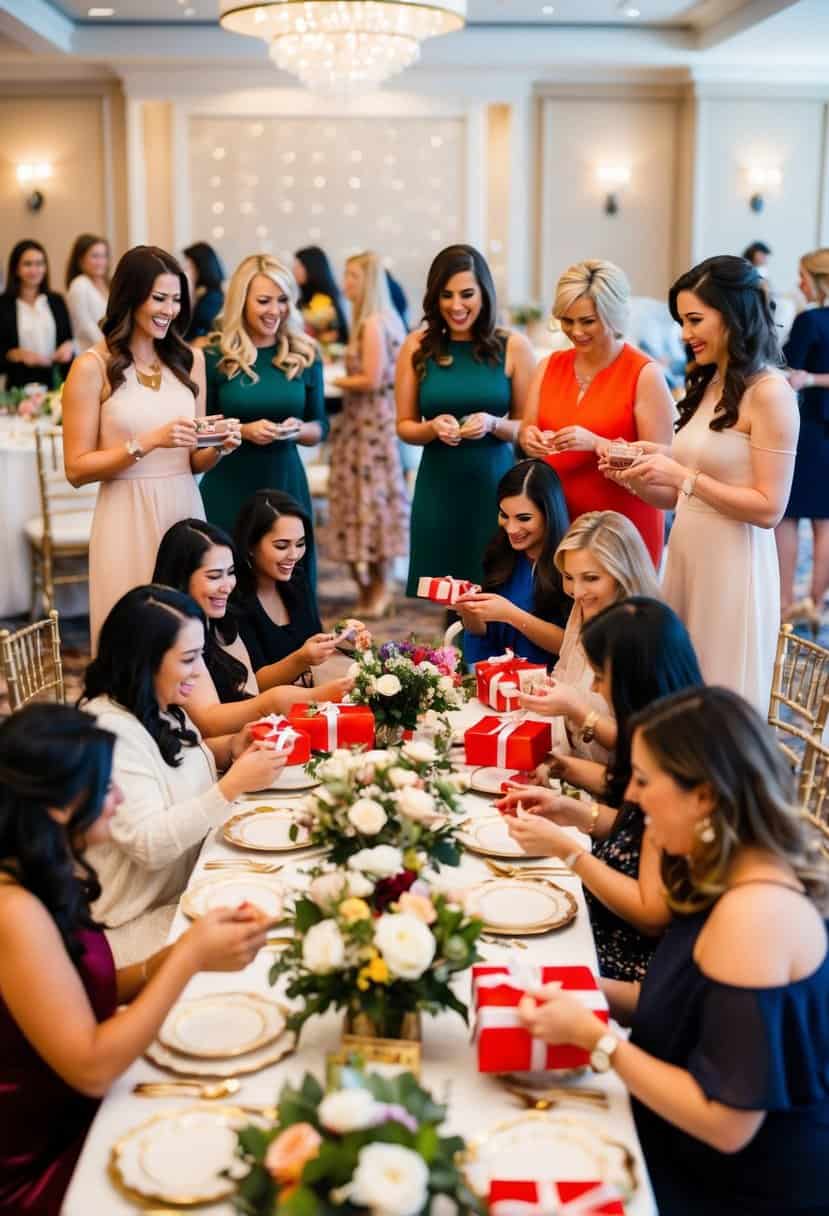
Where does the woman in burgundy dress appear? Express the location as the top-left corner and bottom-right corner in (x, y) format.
(0, 703), (271, 1214)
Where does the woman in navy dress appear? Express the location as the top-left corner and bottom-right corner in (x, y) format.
(517, 686), (829, 1216)
(776, 247), (829, 633)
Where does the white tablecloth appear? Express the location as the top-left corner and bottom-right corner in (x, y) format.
(63, 714), (656, 1215)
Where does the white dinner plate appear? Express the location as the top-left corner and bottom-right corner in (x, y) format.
(158, 992), (286, 1058)
(469, 767), (524, 795)
(146, 1026), (296, 1077)
(270, 766), (320, 792)
(464, 1112), (637, 1200)
(457, 815), (548, 860)
(464, 878), (577, 934)
(112, 1104), (250, 1204)
(223, 806), (312, 852)
(181, 873), (286, 921)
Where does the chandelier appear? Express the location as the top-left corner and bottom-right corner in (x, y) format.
(219, 1), (467, 93)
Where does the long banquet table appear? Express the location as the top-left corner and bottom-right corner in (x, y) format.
(63, 710), (656, 1215)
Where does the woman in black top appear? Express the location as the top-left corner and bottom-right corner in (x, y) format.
(293, 246), (349, 346)
(182, 242), (225, 342)
(0, 240), (73, 389)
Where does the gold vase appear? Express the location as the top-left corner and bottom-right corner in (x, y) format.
(334, 1010), (422, 1077)
(375, 723), (406, 748)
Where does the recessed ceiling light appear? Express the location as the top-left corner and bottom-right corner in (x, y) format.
(184, 6), (196, 13)
(542, 4), (554, 13)
(618, 2), (641, 15)
(88, 6), (115, 14)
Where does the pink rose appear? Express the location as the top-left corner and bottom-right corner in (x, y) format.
(397, 891), (437, 924)
(265, 1122), (322, 1184)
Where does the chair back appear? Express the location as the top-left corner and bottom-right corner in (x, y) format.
(0, 611), (65, 712)
(799, 729), (829, 839)
(34, 427), (98, 546)
(767, 624), (829, 769)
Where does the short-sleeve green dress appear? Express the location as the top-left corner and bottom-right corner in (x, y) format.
(405, 338), (514, 595)
(200, 346), (328, 587)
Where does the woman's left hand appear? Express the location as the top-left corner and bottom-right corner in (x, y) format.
(454, 592), (515, 624)
(505, 813), (581, 859)
(518, 985), (605, 1051)
(219, 419), (243, 455)
(54, 341), (75, 364)
(229, 723), (254, 761)
(614, 452), (688, 491)
(518, 681), (583, 719)
(788, 369), (812, 391)
(551, 425), (601, 453)
(459, 412), (495, 440)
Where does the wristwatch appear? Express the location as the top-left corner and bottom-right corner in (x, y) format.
(590, 1032), (620, 1073)
(681, 470), (699, 499)
(581, 710), (599, 743)
(125, 438), (144, 462)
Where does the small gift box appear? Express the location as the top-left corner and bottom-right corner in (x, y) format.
(464, 716), (551, 771)
(472, 964), (609, 1072)
(489, 1180), (625, 1215)
(475, 650), (548, 710)
(287, 703), (375, 752)
(249, 715), (311, 765)
(416, 575), (480, 606)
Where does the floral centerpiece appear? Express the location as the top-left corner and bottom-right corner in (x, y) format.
(232, 1066), (483, 1216)
(0, 381), (63, 423)
(299, 739), (467, 870)
(268, 863), (482, 1042)
(348, 640), (465, 741)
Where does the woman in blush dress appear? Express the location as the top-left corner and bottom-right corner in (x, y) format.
(62, 245), (242, 651)
(65, 233), (109, 352)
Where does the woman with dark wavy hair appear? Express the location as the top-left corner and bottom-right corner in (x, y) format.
(80, 584), (286, 964)
(608, 255), (798, 710)
(397, 244), (535, 594)
(62, 245), (242, 650)
(0, 702), (272, 1214)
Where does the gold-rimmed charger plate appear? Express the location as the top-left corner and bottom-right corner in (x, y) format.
(181, 873), (286, 921)
(464, 877), (577, 935)
(457, 815), (548, 860)
(463, 1111), (637, 1201)
(158, 991), (287, 1058)
(146, 1025), (296, 1077)
(223, 805), (313, 852)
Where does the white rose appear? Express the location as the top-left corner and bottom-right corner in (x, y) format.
(347, 661), (361, 679)
(363, 749), (393, 766)
(401, 740), (437, 765)
(347, 845), (404, 878)
(396, 785), (438, 824)
(388, 766), (419, 789)
(375, 674), (402, 697)
(318, 1088), (380, 1134)
(348, 798), (387, 835)
(308, 871), (348, 911)
(346, 871), (375, 897)
(375, 912), (436, 980)
(438, 674), (456, 693)
(350, 1143), (429, 1216)
(320, 753), (350, 781)
(419, 661), (438, 676)
(302, 919), (345, 974)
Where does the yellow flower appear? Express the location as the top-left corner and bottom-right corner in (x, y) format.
(339, 897), (371, 924)
(357, 955), (391, 990)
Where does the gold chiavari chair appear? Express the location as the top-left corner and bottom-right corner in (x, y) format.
(798, 732), (829, 857)
(25, 426), (97, 619)
(767, 624), (829, 771)
(0, 611), (65, 713)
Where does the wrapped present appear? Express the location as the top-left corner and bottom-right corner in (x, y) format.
(249, 715), (311, 765)
(287, 702), (375, 751)
(472, 963), (609, 1072)
(475, 650), (548, 710)
(416, 574), (480, 606)
(489, 1180), (625, 1215)
(464, 716), (551, 771)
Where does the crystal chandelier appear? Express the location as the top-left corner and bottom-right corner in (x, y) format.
(219, 1), (467, 93)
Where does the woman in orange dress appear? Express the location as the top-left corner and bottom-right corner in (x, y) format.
(520, 260), (674, 566)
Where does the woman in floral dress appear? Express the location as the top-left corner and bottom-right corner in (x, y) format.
(324, 251), (410, 617)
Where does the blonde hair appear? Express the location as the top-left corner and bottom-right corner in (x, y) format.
(213, 254), (316, 383)
(554, 511), (660, 600)
(800, 248), (829, 304)
(552, 259), (630, 338)
(346, 251), (399, 343)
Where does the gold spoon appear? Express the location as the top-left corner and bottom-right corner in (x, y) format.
(133, 1078), (240, 1100)
(203, 860), (285, 873)
(504, 1084), (609, 1111)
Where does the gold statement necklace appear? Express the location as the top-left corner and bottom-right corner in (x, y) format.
(134, 358), (162, 392)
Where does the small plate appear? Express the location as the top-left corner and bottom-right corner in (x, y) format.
(158, 992), (286, 1058)
(112, 1104), (250, 1204)
(458, 815), (548, 860)
(223, 806), (312, 852)
(464, 878), (577, 934)
(271, 766), (320, 792)
(146, 1026), (295, 1077)
(181, 874), (286, 921)
(469, 767), (524, 795)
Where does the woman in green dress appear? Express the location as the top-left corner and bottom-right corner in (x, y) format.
(200, 254), (328, 587)
(396, 244), (535, 595)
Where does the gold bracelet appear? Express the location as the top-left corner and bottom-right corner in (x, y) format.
(140, 957), (149, 985)
(581, 710), (600, 743)
(587, 801), (600, 836)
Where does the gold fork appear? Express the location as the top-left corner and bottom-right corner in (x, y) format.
(133, 1078), (240, 1100)
(203, 860), (285, 874)
(483, 859), (571, 879)
(504, 1085), (609, 1112)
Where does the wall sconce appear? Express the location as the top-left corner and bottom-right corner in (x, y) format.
(16, 162), (52, 212)
(746, 166), (782, 213)
(597, 165), (631, 216)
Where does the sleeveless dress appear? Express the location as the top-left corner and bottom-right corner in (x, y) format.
(783, 306), (829, 519)
(663, 373), (796, 711)
(323, 318), (409, 563)
(86, 350), (204, 649)
(0, 927), (117, 1214)
(537, 345), (664, 567)
(406, 339), (515, 595)
(632, 898), (829, 1215)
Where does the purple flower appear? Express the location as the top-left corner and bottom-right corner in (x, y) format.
(374, 1103), (419, 1134)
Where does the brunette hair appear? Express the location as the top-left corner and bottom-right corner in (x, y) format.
(669, 255), (781, 433)
(153, 519), (250, 703)
(412, 244), (506, 380)
(294, 245), (349, 342)
(0, 704), (115, 965)
(100, 245), (196, 397)
(3, 239), (50, 297)
(183, 241), (225, 293)
(65, 233), (110, 289)
(82, 585), (204, 767)
(482, 460), (570, 625)
(232, 489), (313, 612)
(631, 686), (829, 914)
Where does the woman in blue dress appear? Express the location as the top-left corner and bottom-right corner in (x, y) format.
(457, 459), (570, 667)
(517, 685), (829, 1216)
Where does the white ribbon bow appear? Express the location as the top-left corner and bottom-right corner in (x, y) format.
(485, 647), (516, 666)
(254, 714), (300, 755)
(316, 701), (340, 752)
(491, 1180), (622, 1216)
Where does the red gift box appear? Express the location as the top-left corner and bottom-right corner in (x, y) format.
(475, 651), (548, 710)
(287, 703), (375, 751)
(464, 716), (551, 771)
(416, 574), (480, 605)
(249, 715), (311, 765)
(472, 964), (609, 1072)
(489, 1180), (625, 1215)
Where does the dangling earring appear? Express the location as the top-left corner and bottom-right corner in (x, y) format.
(695, 816), (716, 844)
